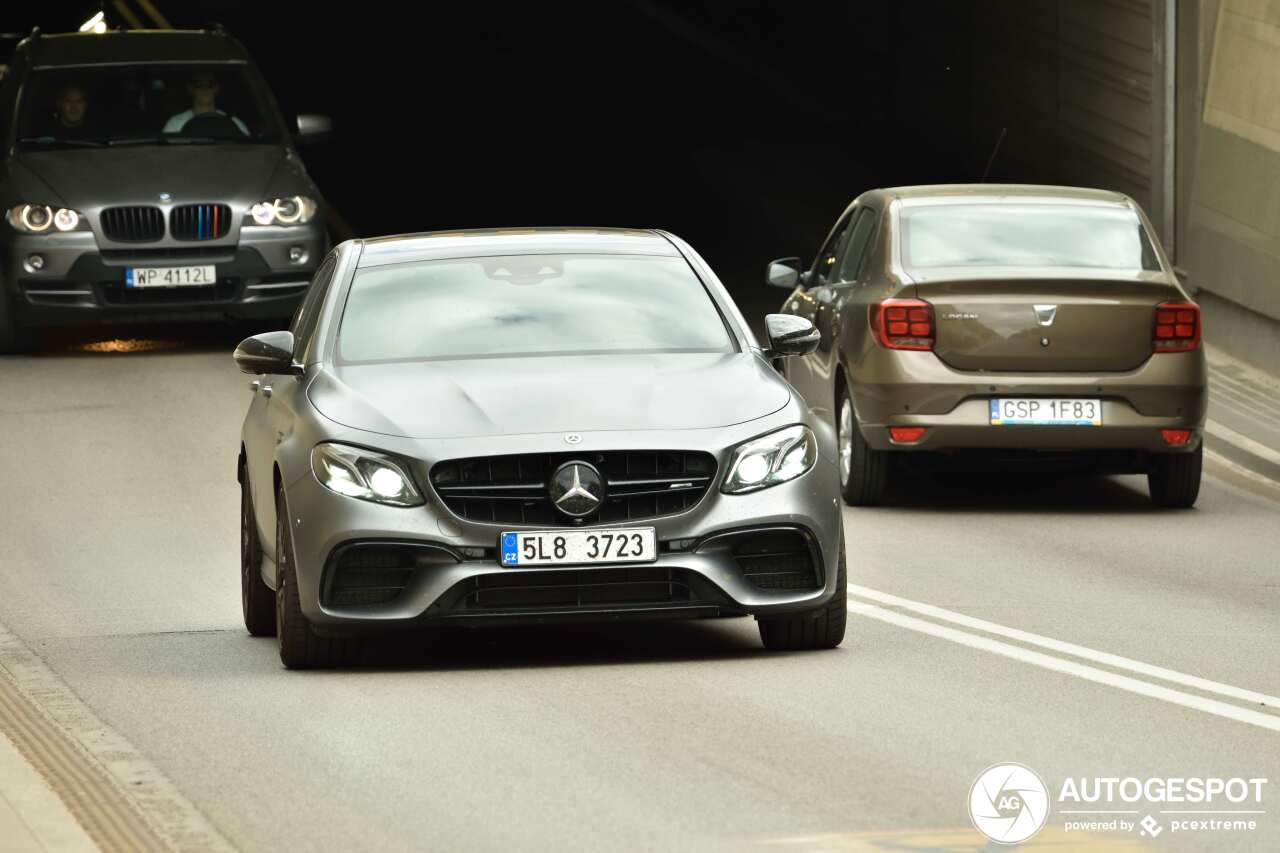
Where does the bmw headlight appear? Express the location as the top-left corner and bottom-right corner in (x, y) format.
(311, 443), (423, 507)
(722, 425), (818, 494)
(247, 195), (317, 226)
(6, 204), (90, 234)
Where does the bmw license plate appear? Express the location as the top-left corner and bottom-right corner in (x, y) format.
(499, 528), (657, 567)
(125, 265), (217, 288)
(990, 398), (1102, 426)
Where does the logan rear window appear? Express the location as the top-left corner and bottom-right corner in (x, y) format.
(901, 204), (1161, 272)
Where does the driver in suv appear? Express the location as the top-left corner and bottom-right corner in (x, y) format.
(0, 28), (331, 351)
(162, 71), (249, 137)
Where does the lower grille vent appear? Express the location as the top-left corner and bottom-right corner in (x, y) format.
(732, 531), (820, 590)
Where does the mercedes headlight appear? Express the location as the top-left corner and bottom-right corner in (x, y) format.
(722, 425), (818, 494)
(6, 204), (89, 233)
(311, 443), (423, 507)
(247, 195), (317, 226)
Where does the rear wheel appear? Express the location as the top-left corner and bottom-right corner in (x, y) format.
(240, 473), (276, 636)
(758, 539), (847, 651)
(1148, 445), (1202, 508)
(838, 385), (889, 506)
(275, 488), (362, 668)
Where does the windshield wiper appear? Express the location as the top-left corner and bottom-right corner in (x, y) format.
(18, 136), (105, 148)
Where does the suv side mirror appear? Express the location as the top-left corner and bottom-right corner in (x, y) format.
(294, 114), (333, 144)
(764, 314), (820, 358)
(767, 257), (803, 290)
(234, 331), (301, 375)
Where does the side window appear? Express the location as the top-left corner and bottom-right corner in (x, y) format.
(835, 209), (879, 283)
(812, 211), (855, 287)
(290, 256), (337, 358)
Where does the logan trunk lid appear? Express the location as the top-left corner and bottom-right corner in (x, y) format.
(915, 270), (1183, 372)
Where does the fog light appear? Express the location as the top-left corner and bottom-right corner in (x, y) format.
(889, 426), (927, 444)
(24, 254), (45, 273)
(288, 245), (307, 264)
(1161, 429), (1192, 447)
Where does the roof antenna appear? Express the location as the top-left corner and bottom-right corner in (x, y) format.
(980, 127), (1007, 183)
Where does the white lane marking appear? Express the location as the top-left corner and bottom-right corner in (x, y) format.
(848, 584), (1280, 710)
(846, 601), (1280, 732)
(1206, 418), (1280, 467)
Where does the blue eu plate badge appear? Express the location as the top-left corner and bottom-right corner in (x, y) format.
(501, 533), (519, 566)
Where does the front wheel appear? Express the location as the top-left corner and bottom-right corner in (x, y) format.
(275, 488), (361, 668)
(240, 473), (276, 636)
(757, 539), (847, 651)
(838, 385), (889, 506)
(1148, 445), (1202, 508)
(0, 298), (36, 355)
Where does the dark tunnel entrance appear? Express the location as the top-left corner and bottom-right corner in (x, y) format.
(12, 1), (1175, 330)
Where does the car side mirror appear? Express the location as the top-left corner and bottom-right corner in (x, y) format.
(767, 257), (803, 290)
(764, 314), (820, 358)
(294, 113), (333, 144)
(234, 331), (301, 375)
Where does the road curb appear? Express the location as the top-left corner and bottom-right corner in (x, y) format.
(0, 626), (237, 853)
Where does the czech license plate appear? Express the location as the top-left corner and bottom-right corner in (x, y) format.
(499, 528), (657, 567)
(990, 398), (1102, 426)
(125, 265), (217, 288)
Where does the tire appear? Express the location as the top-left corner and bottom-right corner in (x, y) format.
(275, 488), (361, 669)
(0, 298), (36, 355)
(240, 473), (276, 636)
(758, 538), (847, 651)
(1148, 444), (1202, 508)
(837, 383), (889, 506)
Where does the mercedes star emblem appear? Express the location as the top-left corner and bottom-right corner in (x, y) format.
(549, 461), (604, 518)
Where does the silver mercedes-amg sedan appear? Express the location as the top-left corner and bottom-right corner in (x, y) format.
(235, 228), (846, 667)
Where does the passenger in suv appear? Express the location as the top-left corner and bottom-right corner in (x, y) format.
(0, 28), (331, 352)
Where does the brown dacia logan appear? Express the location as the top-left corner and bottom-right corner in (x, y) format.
(768, 184), (1206, 508)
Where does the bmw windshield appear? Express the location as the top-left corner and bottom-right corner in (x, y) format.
(16, 63), (284, 149)
(337, 254), (735, 363)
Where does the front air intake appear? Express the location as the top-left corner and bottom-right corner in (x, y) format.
(430, 450), (717, 525)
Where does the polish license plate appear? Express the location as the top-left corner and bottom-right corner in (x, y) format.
(499, 528), (657, 567)
(125, 265), (217, 288)
(990, 398), (1102, 426)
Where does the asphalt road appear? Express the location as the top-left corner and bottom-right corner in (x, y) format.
(1, 332), (1278, 852)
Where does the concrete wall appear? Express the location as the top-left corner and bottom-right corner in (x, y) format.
(1179, 0), (1280, 367)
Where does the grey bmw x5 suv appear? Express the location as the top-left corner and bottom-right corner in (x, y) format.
(235, 228), (847, 667)
(0, 29), (329, 351)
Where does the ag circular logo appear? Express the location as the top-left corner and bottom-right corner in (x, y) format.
(969, 763), (1050, 845)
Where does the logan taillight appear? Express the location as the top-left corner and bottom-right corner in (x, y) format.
(871, 298), (934, 351)
(1153, 301), (1201, 353)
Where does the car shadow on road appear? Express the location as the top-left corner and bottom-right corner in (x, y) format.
(302, 617), (784, 673)
(881, 457), (1162, 514)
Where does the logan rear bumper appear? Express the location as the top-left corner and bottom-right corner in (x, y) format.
(853, 349), (1207, 453)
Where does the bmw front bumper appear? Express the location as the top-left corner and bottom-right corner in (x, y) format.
(3, 223), (324, 327)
